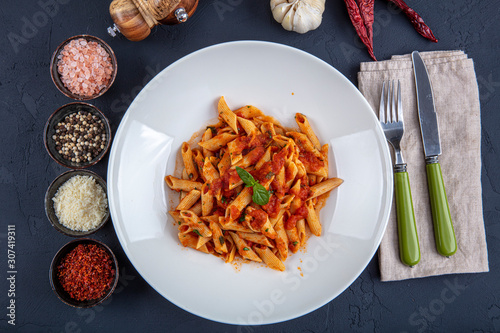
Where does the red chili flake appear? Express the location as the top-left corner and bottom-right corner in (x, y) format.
(57, 243), (115, 301)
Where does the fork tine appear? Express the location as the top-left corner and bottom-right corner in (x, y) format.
(397, 80), (403, 123)
(386, 80), (391, 122)
(391, 80), (397, 123)
(379, 81), (386, 123)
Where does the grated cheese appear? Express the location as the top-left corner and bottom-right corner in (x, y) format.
(52, 175), (108, 231)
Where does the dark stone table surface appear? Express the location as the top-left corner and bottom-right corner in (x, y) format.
(2, 0), (499, 332)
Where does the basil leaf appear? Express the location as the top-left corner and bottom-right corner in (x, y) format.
(236, 166), (256, 187)
(243, 247), (249, 251)
(239, 213), (246, 222)
(252, 183), (270, 205)
(219, 236), (225, 245)
(193, 230), (202, 237)
(207, 126), (217, 135)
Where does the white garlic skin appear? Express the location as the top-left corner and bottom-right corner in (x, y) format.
(270, 0), (325, 34)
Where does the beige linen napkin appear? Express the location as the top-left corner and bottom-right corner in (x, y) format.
(358, 51), (489, 281)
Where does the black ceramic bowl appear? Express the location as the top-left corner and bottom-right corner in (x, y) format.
(45, 170), (109, 237)
(50, 238), (119, 308)
(44, 102), (111, 169)
(50, 34), (117, 100)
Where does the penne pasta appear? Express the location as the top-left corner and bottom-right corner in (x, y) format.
(179, 233), (206, 252)
(180, 210), (212, 237)
(320, 143), (329, 178)
(285, 161), (298, 189)
(201, 183), (213, 217)
(210, 221), (228, 254)
(180, 169), (189, 200)
(260, 122), (276, 138)
(274, 216), (289, 262)
(201, 128), (214, 158)
(295, 113), (321, 150)
(305, 200), (321, 236)
(165, 97), (342, 271)
(219, 219), (253, 233)
(218, 96), (239, 134)
(218, 149), (231, 176)
(254, 246), (285, 272)
(314, 192), (330, 216)
(188, 200), (203, 217)
(181, 142), (199, 181)
(176, 189), (201, 211)
(229, 232), (262, 262)
(225, 186), (253, 221)
(196, 236), (211, 249)
(296, 218), (306, 246)
(255, 146), (272, 170)
(169, 210), (183, 226)
(202, 158), (220, 183)
(234, 146), (266, 169)
(308, 178), (343, 200)
(237, 232), (274, 248)
(286, 226), (300, 253)
(165, 176), (203, 192)
(223, 235), (237, 263)
(198, 133), (238, 151)
(238, 116), (258, 136)
(234, 105), (264, 119)
(260, 217), (277, 240)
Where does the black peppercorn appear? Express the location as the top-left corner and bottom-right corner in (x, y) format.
(53, 111), (107, 164)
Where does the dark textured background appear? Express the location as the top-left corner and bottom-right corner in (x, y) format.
(1, 0), (500, 332)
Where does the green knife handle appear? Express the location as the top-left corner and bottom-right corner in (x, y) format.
(394, 169), (420, 266)
(426, 161), (457, 257)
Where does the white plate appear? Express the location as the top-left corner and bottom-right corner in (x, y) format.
(108, 41), (393, 325)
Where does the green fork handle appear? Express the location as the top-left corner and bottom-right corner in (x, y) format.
(426, 161), (457, 257)
(394, 170), (421, 267)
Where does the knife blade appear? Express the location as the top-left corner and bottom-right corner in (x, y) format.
(412, 51), (457, 257)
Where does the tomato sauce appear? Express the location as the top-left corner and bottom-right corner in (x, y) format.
(299, 151), (324, 172)
(233, 136), (250, 154)
(248, 209), (268, 230)
(252, 161), (272, 183)
(285, 204), (308, 230)
(262, 194), (279, 218)
(298, 186), (311, 201)
(210, 178), (223, 195)
(227, 169), (241, 188)
(229, 206), (240, 219)
(246, 146), (266, 165)
(249, 133), (271, 149)
(291, 180), (311, 201)
(271, 147), (287, 174)
(273, 180), (285, 198)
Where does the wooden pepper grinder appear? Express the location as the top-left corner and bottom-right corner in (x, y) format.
(107, 0), (198, 41)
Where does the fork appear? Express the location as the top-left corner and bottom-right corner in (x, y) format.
(379, 80), (421, 267)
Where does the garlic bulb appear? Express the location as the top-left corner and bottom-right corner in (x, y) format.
(270, 0), (325, 34)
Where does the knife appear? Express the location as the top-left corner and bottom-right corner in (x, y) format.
(411, 51), (457, 257)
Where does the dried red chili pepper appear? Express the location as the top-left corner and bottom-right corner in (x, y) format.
(358, 0), (375, 47)
(58, 244), (115, 301)
(343, 0), (376, 61)
(388, 0), (438, 42)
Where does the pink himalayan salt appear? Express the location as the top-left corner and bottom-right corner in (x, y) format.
(57, 38), (113, 97)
